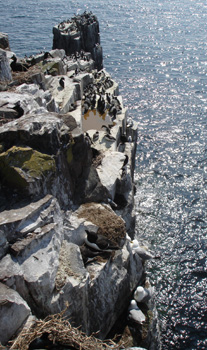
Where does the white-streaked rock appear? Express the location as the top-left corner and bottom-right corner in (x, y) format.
(96, 151), (126, 200)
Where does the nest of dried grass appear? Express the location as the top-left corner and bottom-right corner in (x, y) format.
(9, 307), (126, 350)
(77, 203), (126, 245)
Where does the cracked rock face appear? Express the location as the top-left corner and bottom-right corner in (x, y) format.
(0, 195), (143, 342)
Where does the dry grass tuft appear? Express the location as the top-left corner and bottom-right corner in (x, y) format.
(77, 203), (126, 245)
(9, 307), (126, 350)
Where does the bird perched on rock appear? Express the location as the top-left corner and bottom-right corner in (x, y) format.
(85, 230), (120, 252)
(130, 239), (160, 261)
(59, 77), (65, 89)
(128, 299), (146, 324)
(104, 133), (116, 142)
(92, 131), (99, 143)
(12, 101), (24, 118)
(107, 198), (118, 210)
(10, 55), (28, 72)
(134, 285), (152, 304)
(80, 244), (109, 265)
(122, 154), (129, 168)
(101, 125), (111, 134)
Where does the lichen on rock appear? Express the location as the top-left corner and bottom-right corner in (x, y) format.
(0, 145), (56, 191)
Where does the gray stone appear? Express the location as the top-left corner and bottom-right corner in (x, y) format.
(0, 33), (10, 50)
(0, 195), (62, 258)
(0, 282), (31, 345)
(0, 219), (63, 317)
(0, 112), (70, 154)
(0, 49), (12, 82)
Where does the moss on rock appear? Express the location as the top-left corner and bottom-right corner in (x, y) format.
(0, 145), (56, 190)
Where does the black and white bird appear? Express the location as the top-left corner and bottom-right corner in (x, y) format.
(80, 244), (107, 265)
(122, 154), (129, 168)
(130, 239), (160, 261)
(104, 133), (116, 142)
(13, 101), (24, 118)
(92, 131), (99, 143)
(10, 55), (28, 72)
(85, 230), (120, 252)
(59, 77), (65, 89)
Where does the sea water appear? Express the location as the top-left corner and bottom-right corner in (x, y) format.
(1, 1), (207, 349)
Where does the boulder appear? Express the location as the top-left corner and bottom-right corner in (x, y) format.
(0, 283), (31, 345)
(53, 12), (103, 70)
(0, 112), (71, 154)
(0, 201), (63, 317)
(0, 145), (56, 195)
(0, 195), (62, 258)
(0, 33), (10, 50)
(0, 48), (12, 82)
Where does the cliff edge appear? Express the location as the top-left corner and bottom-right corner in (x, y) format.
(0, 12), (159, 350)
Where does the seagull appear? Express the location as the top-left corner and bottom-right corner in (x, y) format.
(134, 286), (152, 303)
(128, 300), (146, 324)
(85, 230), (120, 252)
(130, 239), (160, 261)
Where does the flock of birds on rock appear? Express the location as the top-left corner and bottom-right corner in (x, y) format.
(81, 70), (122, 119)
(58, 11), (98, 34)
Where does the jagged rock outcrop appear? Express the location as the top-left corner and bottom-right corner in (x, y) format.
(53, 12), (103, 70)
(0, 195), (143, 341)
(0, 13), (159, 349)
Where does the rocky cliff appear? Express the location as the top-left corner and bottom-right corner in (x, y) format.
(0, 12), (159, 350)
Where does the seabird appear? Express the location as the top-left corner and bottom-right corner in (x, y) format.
(101, 125), (111, 134)
(10, 55), (28, 72)
(104, 134), (116, 142)
(85, 132), (93, 145)
(128, 300), (146, 324)
(85, 230), (120, 252)
(13, 101), (24, 118)
(92, 131), (99, 143)
(134, 286), (152, 303)
(125, 233), (132, 242)
(107, 198), (118, 210)
(43, 51), (53, 60)
(127, 117), (134, 128)
(130, 239), (160, 261)
(59, 77), (65, 89)
(80, 244), (108, 265)
(122, 154), (129, 168)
